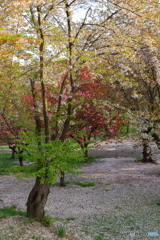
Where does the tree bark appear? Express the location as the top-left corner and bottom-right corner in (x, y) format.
(152, 132), (160, 149)
(140, 128), (155, 163)
(9, 145), (16, 159)
(83, 144), (89, 162)
(9, 145), (24, 166)
(19, 155), (23, 166)
(26, 177), (51, 221)
(60, 171), (65, 187)
(142, 142), (155, 163)
(84, 148), (88, 159)
(11, 149), (15, 159)
(26, 7), (51, 223)
(37, 6), (49, 143)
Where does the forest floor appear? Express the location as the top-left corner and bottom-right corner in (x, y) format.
(1, 138), (160, 240)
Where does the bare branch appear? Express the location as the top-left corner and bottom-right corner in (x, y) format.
(43, 4), (55, 20)
(108, 0), (141, 17)
(30, 6), (37, 28)
(68, 0), (77, 7)
(74, 7), (91, 41)
(52, 16), (67, 35)
(84, 10), (119, 27)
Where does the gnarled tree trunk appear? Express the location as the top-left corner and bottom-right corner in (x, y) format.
(140, 125), (156, 163)
(26, 177), (51, 221)
(142, 142), (155, 163)
(152, 132), (160, 149)
(140, 132), (155, 163)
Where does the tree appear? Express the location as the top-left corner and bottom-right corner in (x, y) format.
(97, 0), (160, 163)
(1, 0), (120, 220)
(67, 66), (124, 160)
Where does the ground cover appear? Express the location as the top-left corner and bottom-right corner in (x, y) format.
(0, 139), (160, 239)
(0, 145), (9, 150)
(0, 153), (18, 175)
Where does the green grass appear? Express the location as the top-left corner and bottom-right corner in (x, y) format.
(86, 156), (100, 163)
(87, 156), (105, 162)
(135, 157), (143, 162)
(31, 236), (45, 240)
(41, 215), (55, 227)
(52, 181), (70, 187)
(75, 182), (95, 187)
(117, 124), (138, 138)
(0, 153), (19, 175)
(95, 235), (105, 240)
(78, 156), (106, 167)
(23, 217), (36, 225)
(57, 225), (66, 238)
(0, 145), (9, 150)
(0, 205), (26, 219)
(66, 217), (75, 221)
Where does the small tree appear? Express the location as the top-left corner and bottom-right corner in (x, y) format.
(10, 131), (83, 220)
(68, 105), (123, 160)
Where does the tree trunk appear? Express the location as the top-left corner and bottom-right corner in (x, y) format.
(152, 133), (160, 149)
(82, 141), (89, 162)
(142, 142), (155, 163)
(11, 149), (15, 159)
(9, 145), (16, 159)
(84, 148), (89, 162)
(26, 176), (51, 221)
(140, 129), (155, 163)
(18, 155), (23, 166)
(60, 171), (65, 187)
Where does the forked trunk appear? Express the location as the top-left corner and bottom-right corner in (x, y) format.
(60, 171), (65, 187)
(9, 145), (16, 159)
(26, 176), (51, 221)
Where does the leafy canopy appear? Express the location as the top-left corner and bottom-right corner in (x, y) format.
(6, 131), (84, 183)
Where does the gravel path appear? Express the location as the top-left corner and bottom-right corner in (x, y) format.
(1, 139), (160, 239)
